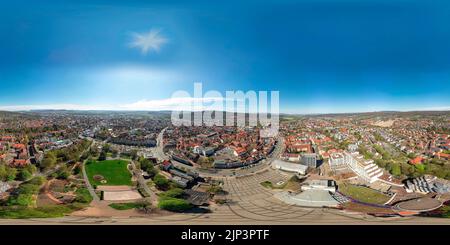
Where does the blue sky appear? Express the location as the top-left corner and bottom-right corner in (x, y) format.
(0, 0), (449, 113)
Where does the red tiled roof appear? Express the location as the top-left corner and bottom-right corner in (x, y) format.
(409, 156), (424, 165)
(437, 152), (450, 160)
(10, 159), (28, 167)
(13, 143), (26, 149)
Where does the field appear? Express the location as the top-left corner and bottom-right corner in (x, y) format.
(338, 183), (391, 205)
(85, 160), (132, 186)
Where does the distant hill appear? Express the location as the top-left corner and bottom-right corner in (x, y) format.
(283, 110), (450, 118)
(1, 109), (448, 119)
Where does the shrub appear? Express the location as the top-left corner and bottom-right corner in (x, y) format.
(73, 165), (81, 175)
(17, 169), (32, 181)
(260, 181), (273, 188)
(8, 194), (34, 206)
(415, 163), (426, 173)
(98, 151), (107, 161)
(109, 202), (148, 210)
(160, 188), (184, 198)
(57, 169), (70, 180)
(0, 205), (77, 219)
(153, 174), (170, 190)
(158, 197), (192, 212)
(74, 188), (93, 204)
(17, 184), (40, 195)
(27, 176), (45, 186)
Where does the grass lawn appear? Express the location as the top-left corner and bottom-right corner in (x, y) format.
(440, 205), (450, 218)
(338, 183), (390, 205)
(0, 204), (84, 219)
(109, 203), (143, 210)
(85, 160), (132, 186)
(283, 176), (303, 191)
(260, 181), (286, 189)
(260, 181), (273, 188)
(74, 187), (93, 204)
(158, 197), (192, 212)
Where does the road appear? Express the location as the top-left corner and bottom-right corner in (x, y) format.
(154, 127), (169, 160)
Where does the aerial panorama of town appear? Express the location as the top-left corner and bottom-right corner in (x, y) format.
(0, 110), (449, 224)
(2, 1), (450, 229)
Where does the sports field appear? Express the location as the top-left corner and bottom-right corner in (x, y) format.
(85, 160), (132, 186)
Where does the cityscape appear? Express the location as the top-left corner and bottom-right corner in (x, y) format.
(0, 110), (449, 224)
(1, 0), (450, 227)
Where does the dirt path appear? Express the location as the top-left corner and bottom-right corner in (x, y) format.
(43, 180), (63, 204)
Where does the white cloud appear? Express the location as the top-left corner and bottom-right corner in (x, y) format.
(128, 29), (168, 55)
(0, 97), (228, 112)
(0, 104), (116, 111)
(119, 97), (227, 111)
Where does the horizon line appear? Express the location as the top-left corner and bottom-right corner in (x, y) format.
(1, 108), (449, 116)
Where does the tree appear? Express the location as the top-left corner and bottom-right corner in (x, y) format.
(80, 151), (90, 161)
(111, 149), (118, 158)
(160, 188), (184, 198)
(140, 158), (157, 177)
(375, 159), (387, 168)
(407, 153), (416, 159)
(401, 163), (415, 176)
(102, 144), (111, 153)
(56, 167), (70, 180)
(98, 151), (107, 161)
(130, 150), (138, 160)
(17, 169), (32, 181)
(374, 133), (384, 142)
(390, 163), (401, 176)
(74, 187), (93, 203)
(10, 193), (34, 206)
(90, 147), (99, 157)
(73, 165), (81, 175)
(41, 152), (57, 169)
(139, 157), (153, 171)
(415, 164), (426, 173)
(154, 174), (170, 190)
(6, 167), (17, 181)
(24, 164), (37, 174)
(0, 165), (7, 181)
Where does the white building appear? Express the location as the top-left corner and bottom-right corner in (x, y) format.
(343, 151), (383, 183)
(273, 159), (308, 175)
(192, 146), (215, 157)
(282, 153), (301, 162)
(301, 179), (337, 193)
(329, 153), (346, 170)
(348, 144), (358, 152)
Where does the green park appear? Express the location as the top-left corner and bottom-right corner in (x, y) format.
(85, 160), (133, 186)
